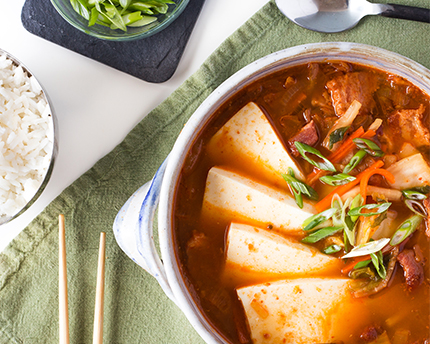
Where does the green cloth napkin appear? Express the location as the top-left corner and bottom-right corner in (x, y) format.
(1, 1), (429, 342)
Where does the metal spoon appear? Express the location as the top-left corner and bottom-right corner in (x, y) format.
(275, 0), (430, 33)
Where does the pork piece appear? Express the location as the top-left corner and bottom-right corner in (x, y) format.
(311, 90), (336, 117)
(359, 325), (383, 342)
(424, 198), (430, 238)
(326, 72), (378, 117)
(387, 104), (430, 149)
(187, 230), (209, 251)
(287, 120), (319, 157)
(397, 249), (424, 291)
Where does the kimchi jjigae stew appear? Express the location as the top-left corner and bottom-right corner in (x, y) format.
(173, 61), (430, 344)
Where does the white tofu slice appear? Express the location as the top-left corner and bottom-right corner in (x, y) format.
(226, 223), (342, 276)
(386, 153), (430, 189)
(237, 278), (360, 344)
(202, 167), (317, 234)
(207, 102), (305, 184)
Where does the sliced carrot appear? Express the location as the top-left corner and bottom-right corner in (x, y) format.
(361, 129), (377, 139)
(341, 255), (371, 275)
(315, 160), (384, 212)
(360, 168), (396, 203)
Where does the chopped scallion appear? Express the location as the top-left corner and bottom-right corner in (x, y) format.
(294, 142), (336, 172)
(281, 168), (318, 209)
(404, 199), (428, 217)
(69, 0), (175, 32)
(343, 149), (367, 174)
(323, 244), (342, 254)
(331, 194), (343, 227)
(301, 226), (343, 244)
(353, 138), (384, 157)
(402, 189), (428, 200)
(341, 197), (359, 246)
(348, 202), (391, 217)
(354, 259), (371, 269)
(302, 208), (336, 231)
(349, 194), (364, 223)
(320, 173), (356, 186)
(390, 214), (423, 246)
(370, 251), (387, 279)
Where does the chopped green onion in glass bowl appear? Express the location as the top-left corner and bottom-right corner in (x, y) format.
(50, 0), (189, 41)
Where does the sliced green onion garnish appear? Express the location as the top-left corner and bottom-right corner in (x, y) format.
(405, 199), (427, 217)
(291, 186), (303, 209)
(341, 198), (356, 246)
(320, 173), (356, 186)
(354, 259), (371, 269)
(353, 138), (384, 157)
(371, 251), (387, 279)
(342, 238), (390, 259)
(323, 244), (342, 254)
(402, 189), (428, 200)
(302, 208), (337, 231)
(329, 126), (349, 149)
(390, 215), (424, 246)
(301, 226), (343, 244)
(96, 2), (127, 31)
(282, 168), (318, 209)
(69, 0), (175, 32)
(71, 0), (91, 19)
(331, 194), (343, 227)
(343, 149), (367, 174)
(294, 142), (336, 172)
(122, 11), (144, 26)
(348, 202), (391, 217)
(119, 0), (132, 9)
(349, 194), (364, 223)
(88, 7), (99, 26)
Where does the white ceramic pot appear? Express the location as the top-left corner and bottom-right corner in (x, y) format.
(113, 42), (430, 343)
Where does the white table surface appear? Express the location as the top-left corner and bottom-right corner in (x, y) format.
(0, 0), (270, 252)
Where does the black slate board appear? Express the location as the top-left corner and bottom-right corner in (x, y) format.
(21, 0), (205, 83)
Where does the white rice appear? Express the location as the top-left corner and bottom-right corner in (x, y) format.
(0, 53), (53, 220)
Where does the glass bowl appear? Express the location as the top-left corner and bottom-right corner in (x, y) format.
(0, 48), (58, 225)
(50, 0), (189, 41)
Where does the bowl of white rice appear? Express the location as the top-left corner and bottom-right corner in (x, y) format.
(0, 48), (57, 225)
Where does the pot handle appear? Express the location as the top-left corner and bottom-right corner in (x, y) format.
(135, 159), (176, 302)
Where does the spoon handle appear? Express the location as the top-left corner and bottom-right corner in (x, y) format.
(380, 4), (430, 23)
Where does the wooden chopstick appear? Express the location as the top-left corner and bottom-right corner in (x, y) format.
(93, 232), (106, 344)
(58, 214), (70, 344)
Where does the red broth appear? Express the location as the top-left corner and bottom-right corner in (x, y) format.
(173, 61), (430, 343)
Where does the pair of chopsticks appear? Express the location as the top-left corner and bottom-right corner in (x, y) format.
(59, 214), (106, 344)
